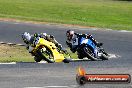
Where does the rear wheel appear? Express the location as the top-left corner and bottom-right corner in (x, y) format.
(33, 51), (43, 62)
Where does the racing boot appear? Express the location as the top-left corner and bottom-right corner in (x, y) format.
(97, 42), (103, 47)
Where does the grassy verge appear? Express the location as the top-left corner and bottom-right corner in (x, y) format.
(0, 0), (132, 30)
(0, 44), (34, 62)
(0, 44), (77, 62)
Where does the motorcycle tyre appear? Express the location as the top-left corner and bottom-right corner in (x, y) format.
(37, 49), (54, 63)
(83, 47), (98, 61)
(34, 56), (42, 62)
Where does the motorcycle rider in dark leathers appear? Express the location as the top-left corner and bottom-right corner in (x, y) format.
(66, 30), (103, 53)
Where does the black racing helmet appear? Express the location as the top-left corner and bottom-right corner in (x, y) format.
(34, 33), (39, 38)
(66, 30), (75, 41)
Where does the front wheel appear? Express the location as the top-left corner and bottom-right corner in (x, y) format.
(83, 47), (98, 61)
(40, 47), (55, 63)
(34, 56), (42, 62)
(33, 50), (43, 62)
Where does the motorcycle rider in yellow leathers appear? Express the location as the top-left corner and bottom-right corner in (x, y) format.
(22, 32), (62, 53)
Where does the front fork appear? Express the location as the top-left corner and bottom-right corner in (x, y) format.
(94, 48), (98, 58)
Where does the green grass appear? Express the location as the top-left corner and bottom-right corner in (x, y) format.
(0, 44), (34, 62)
(0, 44), (77, 62)
(0, 0), (132, 30)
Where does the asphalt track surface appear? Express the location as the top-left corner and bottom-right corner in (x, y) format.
(0, 21), (132, 88)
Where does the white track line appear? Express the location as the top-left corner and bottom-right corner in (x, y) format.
(25, 86), (69, 88)
(44, 86), (69, 88)
(0, 62), (16, 64)
(24, 85), (78, 88)
(78, 28), (98, 30)
(119, 30), (131, 32)
(24, 87), (43, 88)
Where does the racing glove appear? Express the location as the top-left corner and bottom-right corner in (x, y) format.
(97, 42), (103, 47)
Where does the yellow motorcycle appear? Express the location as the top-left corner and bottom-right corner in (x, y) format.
(31, 37), (71, 63)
